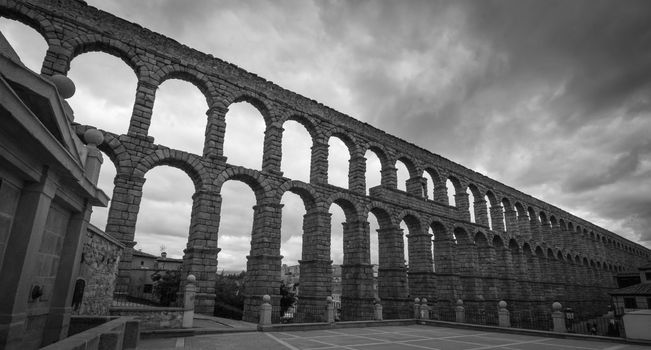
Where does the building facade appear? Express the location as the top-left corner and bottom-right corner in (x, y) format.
(0, 32), (108, 349)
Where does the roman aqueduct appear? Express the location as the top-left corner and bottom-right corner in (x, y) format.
(2, 0), (649, 322)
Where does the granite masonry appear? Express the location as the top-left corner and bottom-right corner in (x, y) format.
(2, 0), (649, 324)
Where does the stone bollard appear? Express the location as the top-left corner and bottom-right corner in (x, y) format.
(374, 298), (383, 321)
(552, 302), (566, 333)
(414, 298), (421, 319)
(455, 299), (465, 323)
(182, 275), (196, 328)
(259, 295), (272, 326)
(326, 296), (335, 323)
(498, 300), (510, 328)
(420, 298), (430, 320)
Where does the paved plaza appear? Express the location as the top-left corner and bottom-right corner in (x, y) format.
(138, 325), (651, 350)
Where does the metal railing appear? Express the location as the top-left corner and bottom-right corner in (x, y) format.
(511, 309), (553, 331)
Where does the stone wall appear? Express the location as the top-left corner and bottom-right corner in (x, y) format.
(2, 0), (649, 322)
(74, 224), (123, 316)
(110, 308), (182, 330)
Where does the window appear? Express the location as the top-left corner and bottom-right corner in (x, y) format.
(143, 284), (153, 293)
(645, 272), (651, 281)
(624, 297), (637, 309)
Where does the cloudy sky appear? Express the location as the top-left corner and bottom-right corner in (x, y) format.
(2, 0), (650, 271)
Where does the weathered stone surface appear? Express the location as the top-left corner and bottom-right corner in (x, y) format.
(3, 0), (649, 321)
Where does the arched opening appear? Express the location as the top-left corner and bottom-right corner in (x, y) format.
(67, 52), (138, 135)
(279, 191), (304, 315)
(400, 221), (410, 268)
(224, 102), (265, 169)
(367, 212), (380, 299)
(89, 151), (117, 230)
(430, 222), (447, 273)
(395, 159), (410, 192)
(364, 150), (382, 195)
(327, 136), (350, 188)
(484, 195), (493, 230)
(466, 187), (476, 223)
(422, 172), (434, 200)
(0, 18), (48, 73)
(446, 179), (456, 206)
(281, 120), (311, 182)
(134, 166), (193, 258)
(214, 179), (256, 319)
(149, 79), (207, 155)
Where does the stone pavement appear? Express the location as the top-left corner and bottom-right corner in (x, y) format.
(137, 324), (651, 350)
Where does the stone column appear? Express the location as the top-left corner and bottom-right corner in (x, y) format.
(377, 226), (410, 319)
(41, 46), (73, 76)
(298, 209), (332, 322)
(474, 199), (490, 227)
(184, 189), (221, 314)
(517, 213), (530, 238)
(380, 165), (397, 189)
(309, 139), (329, 184)
(261, 124), (284, 176)
(433, 184), (449, 205)
(406, 177), (426, 197)
(106, 174), (146, 292)
(504, 208), (517, 233)
(0, 173), (56, 350)
(128, 80), (157, 137)
(456, 240), (479, 303)
(341, 220), (374, 321)
(490, 206), (505, 232)
(407, 230), (435, 301)
(348, 153), (366, 195)
(454, 192), (471, 222)
(433, 234), (457, 307)
(476, 243), (497, 301)
(204, 104), (228, 160)
(242, 201), (283, 322)
(540, 221), (552, 242)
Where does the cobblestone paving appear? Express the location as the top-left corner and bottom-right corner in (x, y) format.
(138, 325), (651, 350)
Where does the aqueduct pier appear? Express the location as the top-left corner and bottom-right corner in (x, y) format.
(3, 0), (649, 322)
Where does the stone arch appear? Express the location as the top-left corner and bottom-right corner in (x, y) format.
(275, 180), (317, 211)
(226, 94), (273, 125)
(367, 204), (394, 229)
(467, 183), (483, 199)
(514, 202), (526, 218)
(394, 154), (420, 179)
(64, 34), (146, 77)
(0, 3), (58, 49)
(282, 114), (318, 142)
(134, 148), (208, 191)
(429, 220), (448, 239)
(474, 231), (489, 246)
(366, 142), (391, 170)
(447, 175), (464, 194)
(539, 211), (548, 225)
(152, 67), (217, 107)
(214, 166), (271, 203)
(535, 246), (545, 258)
(453, 226), (472, 244)
(326, 129), (357, 157)
(492, 235), (505, 248)
(398, 211), (423, 233)
(325, 192), (360, 221)
(485, 190), (499, 207)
